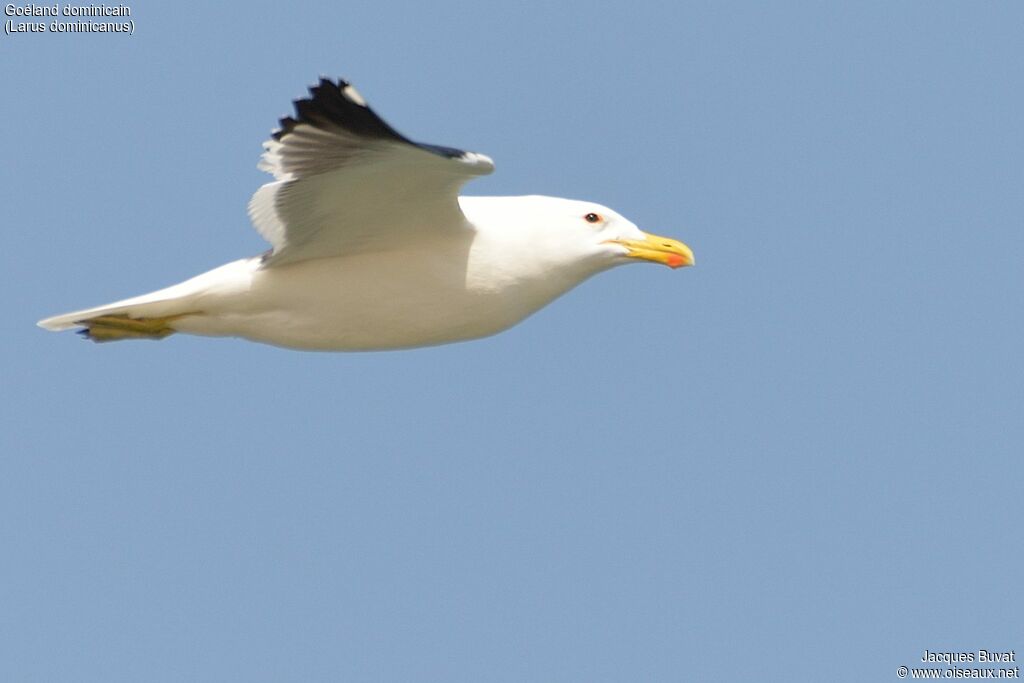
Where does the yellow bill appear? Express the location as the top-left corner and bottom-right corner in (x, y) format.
(606, 233), (695, 269)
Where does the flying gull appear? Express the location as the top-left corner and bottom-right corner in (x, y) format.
(38, 77), (694, 351)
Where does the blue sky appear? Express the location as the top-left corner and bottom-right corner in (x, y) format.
(3, 2), (1022, 681)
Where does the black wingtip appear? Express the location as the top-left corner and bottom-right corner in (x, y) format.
(267, 76), (481, 167)
(271, 77), (403, 143)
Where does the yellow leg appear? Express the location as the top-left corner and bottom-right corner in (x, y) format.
(80, 313), (195, 342)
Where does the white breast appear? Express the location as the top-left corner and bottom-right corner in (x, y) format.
(177, 236), (583, 351)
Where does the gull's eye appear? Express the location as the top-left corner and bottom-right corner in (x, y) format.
(584, 212), (602, 224)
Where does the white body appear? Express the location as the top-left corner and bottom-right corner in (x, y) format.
(40, 197), (621, 351)
(38, 78), (692, 350)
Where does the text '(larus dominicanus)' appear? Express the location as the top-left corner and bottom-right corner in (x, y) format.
(39, 77), (694, 351)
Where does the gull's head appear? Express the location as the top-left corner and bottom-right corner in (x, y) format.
(459, 195), (694, 287)
(506, 196), (694, 271)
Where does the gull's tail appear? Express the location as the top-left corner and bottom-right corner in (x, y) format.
(38, 291), (197, 343)
(38, 258), (256, 343)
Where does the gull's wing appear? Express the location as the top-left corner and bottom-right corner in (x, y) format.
(248, 78), (494, 267)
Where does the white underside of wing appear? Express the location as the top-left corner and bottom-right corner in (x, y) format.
(246, 78), (495, 267)
(248, 138), (491, 265)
